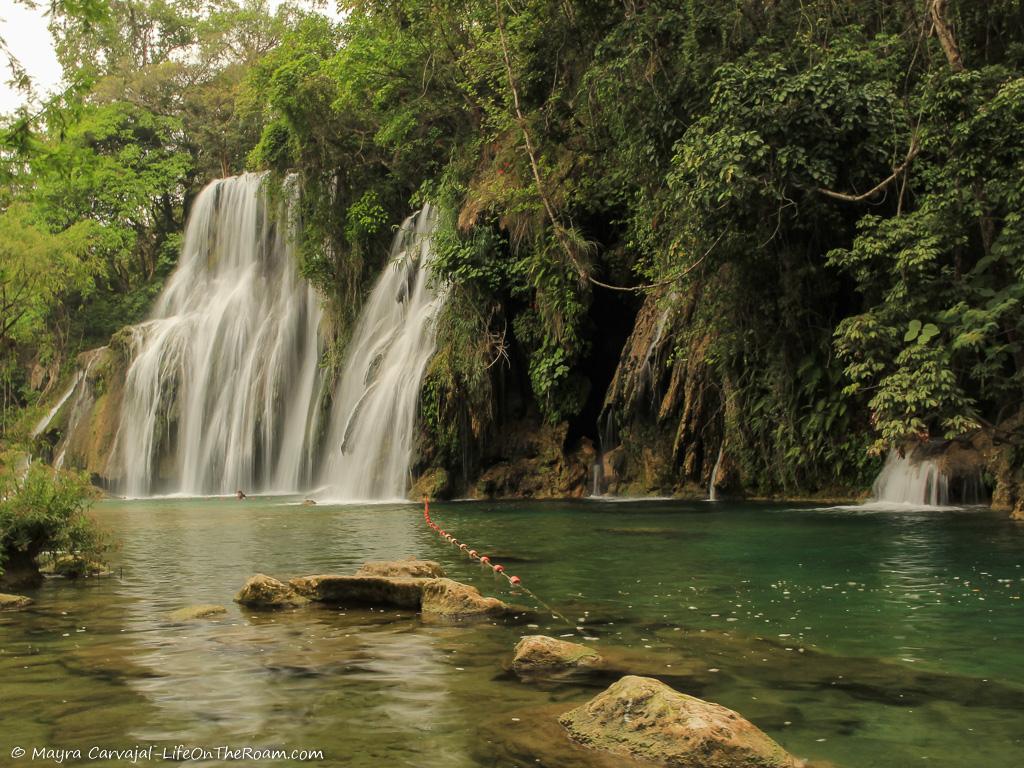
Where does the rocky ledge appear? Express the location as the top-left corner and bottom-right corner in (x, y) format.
(512, 635), (604, 678)
(237, 560), (513, 621)
(559, 675), (801, 768)
(0, 593), (34, 611)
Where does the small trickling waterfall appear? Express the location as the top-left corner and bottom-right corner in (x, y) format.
(317, 206), (446, 502)
(112, 174), (325, 496)
(708, 441), (725, 501)
(871, 451), (950, 507)
(32, 375), (83, 438)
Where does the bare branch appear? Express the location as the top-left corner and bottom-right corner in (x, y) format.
(818, 140), (920, 203)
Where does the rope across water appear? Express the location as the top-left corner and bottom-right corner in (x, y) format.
(421, 497), (569, 624)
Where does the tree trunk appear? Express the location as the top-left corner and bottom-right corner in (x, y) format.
(929, 0), (965, 72)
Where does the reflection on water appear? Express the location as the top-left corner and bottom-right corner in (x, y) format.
(1, 498), (1022, 768)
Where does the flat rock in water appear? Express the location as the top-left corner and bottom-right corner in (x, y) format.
(289, 575), (427, 609)
(235, 574), (309, 609)
(512, 635), (604, 677)
(355, 558), (446, 578)
(421, 578), (511, 620)
(559, 675), (801, 768)
(168, 604), (228, 622)
(0, 593), (33, 611)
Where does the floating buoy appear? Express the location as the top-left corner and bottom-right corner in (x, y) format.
(493, 564), (505, 573)
(480, 556), (490, 564)
(468, 550), (477, 558)
(509, 576), (521, 585)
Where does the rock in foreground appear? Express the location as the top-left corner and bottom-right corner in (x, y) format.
(355, 558), (446, 579)
(559, 675), (800, 768)
(0, 593), (33, 611)
(513, 635), (604, 677)
(235, 574), (308, 608)
(168, 604), (227, 621)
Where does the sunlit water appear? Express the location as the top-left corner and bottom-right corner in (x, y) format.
(1, 499), (1022, 767)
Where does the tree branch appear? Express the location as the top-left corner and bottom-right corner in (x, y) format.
(817, 139), (920, 203)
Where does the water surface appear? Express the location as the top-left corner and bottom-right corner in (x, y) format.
(1, 498), (1022, 767)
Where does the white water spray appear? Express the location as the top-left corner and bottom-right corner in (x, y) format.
(317, 206), (446, 502)
(112, 174), (324, 496)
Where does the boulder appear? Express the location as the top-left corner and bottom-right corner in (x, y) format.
(559, 675), (800, 768)
(235, 574), (308, 609)
(0, 593), (33, 611)
(167, 604), (227, 622)
(512, 635), (604, 677)
(421, 577), (511, 620)
(289, 575), (426, 609)
(355, 558), (446, 579)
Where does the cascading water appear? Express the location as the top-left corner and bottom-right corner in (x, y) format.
(112, 174), (324, 496)
(317, 206), (446, 502)
(871, 450), (950, 506)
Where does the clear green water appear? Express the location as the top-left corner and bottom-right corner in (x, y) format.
(1, 498), (1022, 767)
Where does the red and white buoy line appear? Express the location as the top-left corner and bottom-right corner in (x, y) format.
(421, 497), (569, 623)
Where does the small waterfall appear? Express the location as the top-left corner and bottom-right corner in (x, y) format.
(112, 173), (324, 496)
(32, 374), (83, 438)
(591, 462), (603, 497)
(708, 441), (725, 501)
(871, 451), (950, 507)
(317, 206), (446, 501)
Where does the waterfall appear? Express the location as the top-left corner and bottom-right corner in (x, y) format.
(871, 451), (950, 507)
(708, 441), (725, 501)
(317, 206), (446, 502)
(111, 173), (324, 496)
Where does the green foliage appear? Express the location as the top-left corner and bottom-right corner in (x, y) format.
(0, 462), (106, 577)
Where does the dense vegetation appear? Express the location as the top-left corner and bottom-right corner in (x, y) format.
(2, 0), (1022, 497)
(0, 462), (104, 588)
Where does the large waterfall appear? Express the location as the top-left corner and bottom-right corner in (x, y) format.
(316, 206), (446, 502)
(112, 174), (325, 496)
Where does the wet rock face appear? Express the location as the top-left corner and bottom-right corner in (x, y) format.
(234, 574), (309, 609)
(355, 559), (446, 579)
(559, 675), (801, 768)
(420, 578), (512, 620)
(512, 635), (604, 677)
(0, 593), (34, 611)
(167, 604), (227, 621)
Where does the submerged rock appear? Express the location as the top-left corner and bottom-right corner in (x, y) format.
(559, 675), (800, 768)
(42, 554), (112, 579)
(0, 593), (33, 611)
(235, 574), (308, 609)
(167, 604), (227, 622)
(355, 558), (446, 578)
(512, 635), (604, 677)
(289, 575), (427, 609)
(421, 578), (511, 620)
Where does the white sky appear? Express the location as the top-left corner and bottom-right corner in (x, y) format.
(0, 1), (343, 115)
